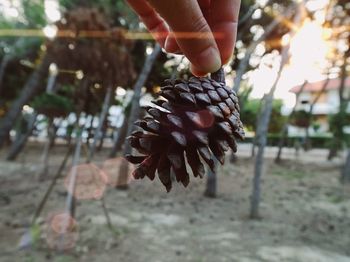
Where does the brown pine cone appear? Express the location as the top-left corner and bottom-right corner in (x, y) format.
(126, 68), (244, 192)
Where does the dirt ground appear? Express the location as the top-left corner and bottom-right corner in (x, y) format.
(0, 143), (350, 262)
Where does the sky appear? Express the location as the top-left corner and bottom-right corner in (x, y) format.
(248, 0), (331, 109)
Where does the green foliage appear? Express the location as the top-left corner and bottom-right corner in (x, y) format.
(328, 194), (345, 204)
(30, 223), (41, 247)
(0, 0), (45, 57)
(312, 122), (321, 132)
(58, 0), (137, 27)
(329, 111), (350, 138)
(240, 98), (260, 131)
(290, 110), (312, 128)
(269, 99), (287, 133)
(243, 134), (347, 149)
(240, 96), (286, 134)
(328, 109), (350, 151)
(31, 93), (74, 117)
(21, 0), (47, 28)
(272, 167), (309, 180)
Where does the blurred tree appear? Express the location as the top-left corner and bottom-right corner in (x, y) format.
(117, 44), (162, 189)
(251, 0), (303, 219)
(322, 0), (350, 163)
(0, 0), (48, 148)
(0, 54), (50, 148)
(204, 0), (294, 197)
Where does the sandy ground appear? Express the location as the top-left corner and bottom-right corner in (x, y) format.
(0, 143), (350, 262)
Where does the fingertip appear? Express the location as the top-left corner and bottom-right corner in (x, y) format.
(190, 63), (209, 77)
(222, 52), (234, 65)
(164, 36), (181, 53)
(192, 46), (222, 74)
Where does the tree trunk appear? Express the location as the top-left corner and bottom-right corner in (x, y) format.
(329, 50), (349, 161)
(6, 113), (38, 161)
(0, 54), (11, 98)
(204, 160), (218, 198)
(230, 152), (238, 163)
(110, 112), (129, 157)
(64, 128), (82, 217)
(38, 118), (55, 180)
(31, 142), (73, 225)
(204, 69), (226, 197)
(250, 2), (302, 219)
(250, 90), (276, 219)
(49, 119), (61, 148)
(117, 44), (162, 189)
(341, 149), (350, 183)
(251, 97), (266, 158)
(275, 80), (307, 163)
(0, 55), (50, 148)
(304, 77), (331, 151)
(38, 68), (59, 179)
(97, 121), (108, 152)
(88, 86), (113, 161)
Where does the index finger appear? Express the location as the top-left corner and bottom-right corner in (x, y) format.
(210, 0), (241, 64)
(147, 0), (221, 75)
(126, 0), (170, 47)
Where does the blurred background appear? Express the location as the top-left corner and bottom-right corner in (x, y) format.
(0, 0), (349, 261)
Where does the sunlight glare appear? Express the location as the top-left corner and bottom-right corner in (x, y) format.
(44, 0), (61, 22)
(43, 25), (57, 39)
(250, 18), (330, 110)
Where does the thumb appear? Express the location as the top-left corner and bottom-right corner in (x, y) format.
(147, 0), (221, 74)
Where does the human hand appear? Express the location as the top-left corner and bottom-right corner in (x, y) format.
(127, 0), (241, 76)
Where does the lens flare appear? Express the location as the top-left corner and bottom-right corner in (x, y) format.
(64, 163), (108, 200)
(46, 212), (79, 250)
(187, 109), (215, 129)
(102, 157), (134, 187)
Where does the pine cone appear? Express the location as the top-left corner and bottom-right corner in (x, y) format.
(126, 68), (244, 191)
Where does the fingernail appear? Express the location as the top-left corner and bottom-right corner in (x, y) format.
(194, 47), (221, 73)
(164, 37), (181, 53)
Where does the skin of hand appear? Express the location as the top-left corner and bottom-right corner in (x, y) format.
(126, 0), (241, 76)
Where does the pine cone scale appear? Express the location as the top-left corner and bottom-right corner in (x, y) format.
(126, 69), (245, 191)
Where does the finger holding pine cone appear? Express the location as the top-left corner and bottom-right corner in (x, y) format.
(126, 68), (244, 192)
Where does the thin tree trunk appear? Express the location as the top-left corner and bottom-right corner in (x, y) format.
(109, 110), (129, 157)
(251, 97), (266, 158)
(304, 77), (331, 151)
(6, 113), (38, 161)
(56, 128), (82, 251)
(0, 54), (11, 97)
(37, 67), (58, 179)
(341, 149), (350, 183)
(64, 128), (82, 217)
(0, 55), (50, 148)
(117, 44), (162, 189)
(204, 69), (226, 197)
(88, 86), (113, 161)
(86, 115), (94, 147)
(38, 118), (54, 180)
(250, 70), (283, 219)
(275, 80), (307, 163)
(97, 121), (108, 152)
(202, 13), (292, 196)
(329, 50), (349, 161)
(337, 50), (350, 179)
(204, 159), (218, 198)
(49, 119), (61, 148)
(250, 1), (302, 219)
(31, 143), (73, 225)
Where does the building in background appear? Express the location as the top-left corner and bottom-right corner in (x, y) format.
(288, 77), (350, 135)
